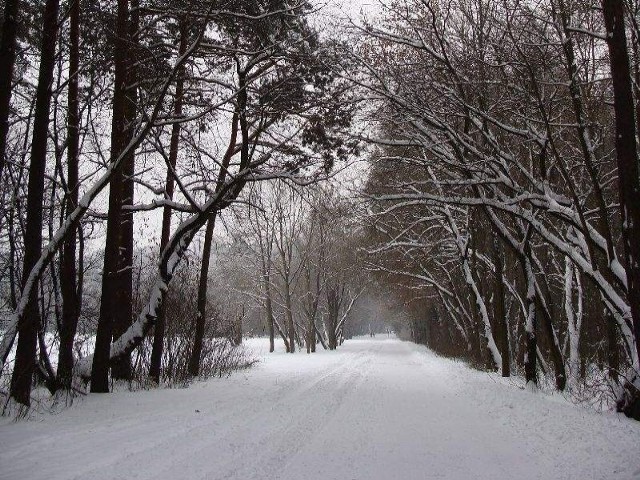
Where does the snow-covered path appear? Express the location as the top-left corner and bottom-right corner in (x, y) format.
(1, 338), (639, 480)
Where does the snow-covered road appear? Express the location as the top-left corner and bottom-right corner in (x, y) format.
(1, 338), (639, 480)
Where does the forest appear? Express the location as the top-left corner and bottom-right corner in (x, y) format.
(1, 0), (640, 431)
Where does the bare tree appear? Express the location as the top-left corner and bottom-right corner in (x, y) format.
(57, 0), (82, 392)
(10, 0), (60, 407)
(149, 18), (189, 383)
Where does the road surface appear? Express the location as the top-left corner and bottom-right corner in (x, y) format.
(1, 338), (638, 479)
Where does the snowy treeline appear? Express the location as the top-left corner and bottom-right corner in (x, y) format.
(358, 0), (640, 417)
(0, 0), (357, 410)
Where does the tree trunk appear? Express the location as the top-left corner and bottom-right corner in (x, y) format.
(0, 0), (19, 181)
(564, 258), (581, 386)
(606, 309), (620, 383)
(307, 314), (316, 353)
(327, 318), (337, 350)
(188, 214), (216, 377)
(57, 0), (81, 391)
(492, 236), (510, 377)
(284, 279), (295, 353)
(534, 284), (567, 390)
(326, 286), (341, 350)
(111, 0), (140, 382)
(188, 107), (239, 376)
(523, 253), (537, 387)
(262, 265), (276, 353)
(601, 0), (640, 369)
(91, 0), (132, 393)
(149, 19), (188, 384)
(310, 328), (316, 352)
(462, 254), (501, 371)
(315, 322), (328, 350)
(10, 0), (60, 406)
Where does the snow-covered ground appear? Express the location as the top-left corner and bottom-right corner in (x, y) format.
(1, 337), (639, 480)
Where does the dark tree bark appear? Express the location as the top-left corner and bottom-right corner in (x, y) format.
(91, 0), (132, 393)
(111, 0), (140, 382)
(522, 251), (537, 386)
(306, 320), (316, 353)
(0, 0), (19, 181)
(305, 282), (319, 354)
(535, 285), (567, 390)
(601, 0), (640, 368)
(284, 273), (295, 353)
(188, 108), (239, 376)
(10, 0), (60, 406)
(326, 285), (343, 350)
(188, 214), (216, 377)
(315, 322), (327, 350)
(261, 258), (276, 353)
(491, 236), (510, 377)
(606, 309), (620, 383)
(486, 210), (565, 388)
(307, 220), (326, 353)
(149, 19), (188, 384)
(57, 0), (81, 391)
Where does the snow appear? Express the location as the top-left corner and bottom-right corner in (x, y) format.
(1, 337), (639, 480)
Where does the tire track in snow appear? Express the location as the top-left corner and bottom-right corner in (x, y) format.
(62, 350), (370, 480)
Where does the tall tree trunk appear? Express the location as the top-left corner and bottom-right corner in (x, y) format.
(606, 309), (620, 383)
(602, 0), (640, 368)
(310, 317), (316, 352)
(523, 251), (537, 387)
(564, 258), (580, 385)
(492, 236), (510, 377)
(188, 108), (239, 376)
(284, 278), (295, 353)
(188, 214), (216, 377)
(261, 259), (276, 353)
(10, 0), (60, 406)
(307, 311), (316, 353)
(0, 0), (19, 181)
(326, 286), (341, 350)
(535, 286), (567, 390)
(462, 253), (501, 371)
(57, 0), (81, 391)
(111, 0), (140, 381)
(91, 0), (132, 393)
(149, 18), (188, 384)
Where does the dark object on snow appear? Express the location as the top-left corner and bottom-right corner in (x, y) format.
(616, 376), (640, 421)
